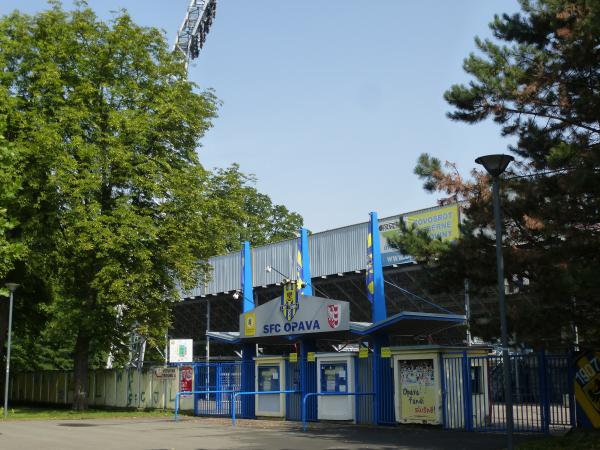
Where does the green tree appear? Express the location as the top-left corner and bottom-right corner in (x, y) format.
(0, 126), (27, 356)
(206, 164), (303, 252)
(0, 4), (222, 409)
(394, 0), (600, 349)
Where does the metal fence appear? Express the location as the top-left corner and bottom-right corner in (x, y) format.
(285, 360), (302, 421)
(442, 352), (573, 433)
(193, 362), (242, 416)
(356, 356), (375, 424)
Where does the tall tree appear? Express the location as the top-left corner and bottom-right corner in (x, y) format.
(393, 0), (600, 349)
(0, 4), (222, 409)
(206, 164), (303, 252)
(0, 122), (27, 356)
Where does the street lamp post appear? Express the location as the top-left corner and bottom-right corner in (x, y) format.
(475, 154), (514, 450)
(3, 283), (19, 419)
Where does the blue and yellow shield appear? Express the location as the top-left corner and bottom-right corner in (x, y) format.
(280, 282), (300, 321)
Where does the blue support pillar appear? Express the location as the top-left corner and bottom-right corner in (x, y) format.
(462, 351), (473, 431)
(299, 340), (317, 421)
(372, 334), (394, 425)
(298, 228), (313, 296)
(240, 343), (256, 419)
(368, 212), (386, 323)
(241, 241), (254, 312)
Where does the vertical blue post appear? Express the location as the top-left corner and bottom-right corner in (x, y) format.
(193, 365), (199, 416)
(439, 353), (447, 428)
(354, 354), (360, 424)
(462, 351), (473, 431)
(568, 352), (576, 427)
(299, 340), (317, 421)
(372, 334), (393, 425)
(240, 343), (256, 419)
(299, 228), (313, 296)
(538, 349), (550, 433)
(369, 212), (386, 323)
(241, 241), (254, 312)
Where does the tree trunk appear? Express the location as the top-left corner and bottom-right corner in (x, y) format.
(72, 330), (90, 411)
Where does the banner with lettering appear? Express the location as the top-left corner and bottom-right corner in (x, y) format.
(398, 358), (437, 423)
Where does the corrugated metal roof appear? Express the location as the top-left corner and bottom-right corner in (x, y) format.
(183, 204), (455, 298)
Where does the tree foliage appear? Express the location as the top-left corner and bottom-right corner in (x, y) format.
(394, 0), (600, 349)
(206, 164), (303, 252)
(0, 4), (302, 408)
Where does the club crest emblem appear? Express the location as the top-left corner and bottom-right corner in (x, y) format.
(327, 304), (340, 329)
(280, 281), (300, 321)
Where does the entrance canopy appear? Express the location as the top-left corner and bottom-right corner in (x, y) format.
(206, 294), (466, 345)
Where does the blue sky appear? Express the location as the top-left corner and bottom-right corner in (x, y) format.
(1, 1), (520, 232)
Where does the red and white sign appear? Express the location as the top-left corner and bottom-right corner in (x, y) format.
(327, 304), (340, 329)
(179, 366), (194, 397)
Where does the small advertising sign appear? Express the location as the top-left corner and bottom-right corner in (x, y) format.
(179, 365), (194, 397)
(359, 347), (369, 359)
(169, 339), (193, 363)
(153, 367), (177, 379)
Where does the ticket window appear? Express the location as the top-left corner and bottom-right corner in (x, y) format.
(320, 363), (348, 394)
(316, 356), (355, 421)
(255, 363), (285, 417)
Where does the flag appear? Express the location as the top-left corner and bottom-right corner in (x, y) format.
(366, 230), (375, 303)
(367, 212), (386, 322)
(296, 235), (304, 293)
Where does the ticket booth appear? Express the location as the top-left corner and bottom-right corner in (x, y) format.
(316, 353), (356, 421)
(255, 356), (286, 417)
(391, 346), (490, 427)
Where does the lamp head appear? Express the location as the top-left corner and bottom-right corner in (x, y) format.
(475, 154), (514, 177)
(265, 265), (272, 273)
(5, 283), (19, 292)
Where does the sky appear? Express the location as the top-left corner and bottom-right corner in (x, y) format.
(1, 0), (521, 232)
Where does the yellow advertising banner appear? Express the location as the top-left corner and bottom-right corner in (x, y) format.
(404, 203), (459, 241)
(307, 352), (315, 362)
(575, 351), (600, 428)
(359, 347), (369, 359)
(289, 352), (298, 363)
(400, 384), (437, 422)
(377, 203), (460, 266)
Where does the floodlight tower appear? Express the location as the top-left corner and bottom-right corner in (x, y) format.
(174, 0), (217, 71)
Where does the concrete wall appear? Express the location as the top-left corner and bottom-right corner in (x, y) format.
(10, 367), (194, 411)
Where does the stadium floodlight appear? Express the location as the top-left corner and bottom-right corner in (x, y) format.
(174, 0), (217, 69)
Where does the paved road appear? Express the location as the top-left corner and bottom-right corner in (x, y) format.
(0, 417), (539, 449)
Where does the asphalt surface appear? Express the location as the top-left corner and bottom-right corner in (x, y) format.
(0, 417), (541, 450)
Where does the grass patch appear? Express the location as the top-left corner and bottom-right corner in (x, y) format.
(518, 429), (600, 449)
(0, 406), (188, 421)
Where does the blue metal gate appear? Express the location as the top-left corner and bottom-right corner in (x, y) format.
(442, 352), (573, 433)
(194, 362), (242, 416)
(285, 359), (301, 421)
(356, 355), (375, 424)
